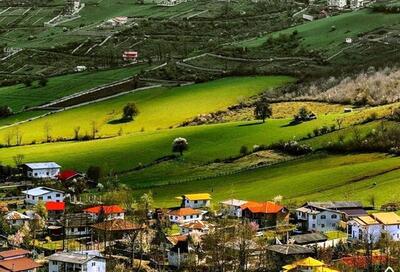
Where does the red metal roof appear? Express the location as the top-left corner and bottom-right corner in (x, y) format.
(57, 170), (80, 181)
(83, 205), (124, 214)
(45, 201), (65, 211)
(240, 201), (285, 214)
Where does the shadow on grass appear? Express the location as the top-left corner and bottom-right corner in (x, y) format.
(108, 118), (133, 125)
(238, 122), (264, 127)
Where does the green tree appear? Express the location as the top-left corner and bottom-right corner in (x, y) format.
(172, 137), (188, 156)
(122, 103), (139, 121)
(38, 77), (48, 87)
(254, 99), (272, 123)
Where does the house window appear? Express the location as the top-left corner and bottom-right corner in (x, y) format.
(312, 215), (316, 220)
(332, 223), (336, 227)
(321, 215), (326, 220)
(34, 173), (38, 176)
(56, 194), (61, 197)
(190, 215), (193, 219)
(47, 196), (52, 199)
(170, 216), (173, 220)
(92, 262), (96, 267)
(321, 224), (325, 228)
(46, 172), (49, 176)
(52, 261), (57, 265)
(194, 200), (198, 204)
(312, 224), (316, 228)
(184, 216), (187, 220)
(331, 214), (337, 219)
(39, 197), (43, 200)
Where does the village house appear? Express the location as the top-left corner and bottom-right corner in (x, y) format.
(4, 211), (30, 228)
(178, 193), (211, 209)
(241, 201), (289, 228)
(296, 201), (368, 232)
(83, 205), (124, 221)
(168, 239), (193, 268)
(48, 251), (106, 272)
(0, 248), (41, 272)
(327, 0), (347, 9)
(348, 212), (400, 242)
(45, 201), (65, 221)
(22, 162), (61, 179)
(122, 51), (138, 62)
(220, 199), (248, 217)
(22, 187), (65, 205)
(180, 220), (211, 235)
(168, 208), (203, 224)
(63, 213), (94, 238)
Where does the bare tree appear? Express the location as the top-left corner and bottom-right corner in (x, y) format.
(13, 154), (24, 167)
(73, 126), (80, 140)
(14, 127), (22, 145)
(43, 122), (52, 142)
(90, 121), (98, 139)
(3, 131), (13, 146)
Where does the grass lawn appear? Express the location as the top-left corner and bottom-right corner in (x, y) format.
(131, 152), (400, 207)
(0, 65), (148, 112)
(0, 112), (337, 173)
(0, 76), (294, 143)
(0, 110), (49, 128)
(235, 10), (400, 54)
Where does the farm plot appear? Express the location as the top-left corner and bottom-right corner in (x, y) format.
(0, 65), (148, 111)
(0, 76), (294, 143)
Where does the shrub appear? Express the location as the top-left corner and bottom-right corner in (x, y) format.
(240, 145), (249, 155)
(271, 140), (313, 155)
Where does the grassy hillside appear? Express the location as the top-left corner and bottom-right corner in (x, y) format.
(0, 76), (294, 143)
(132, 152), (400, 207)
(0, 113), (339, 172)
(235, 10), (400, 54)
(0, 65), (147, 111)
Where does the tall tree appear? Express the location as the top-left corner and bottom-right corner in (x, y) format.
(254, 99), (272, 123)
(172, 137), (189, 156)
(122, 103), (139, 121)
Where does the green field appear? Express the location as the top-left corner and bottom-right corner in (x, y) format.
(0, 76), (294, 143)
(0, 65), (147, 111)
(235, 10), (400, 54)
(132, 152), (400, 207)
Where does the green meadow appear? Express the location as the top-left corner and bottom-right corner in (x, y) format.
(235, 10), (400, 54)
(132, 152), (400, 207)
(0, 76), (294, 143)
(0, 65), (147, 111)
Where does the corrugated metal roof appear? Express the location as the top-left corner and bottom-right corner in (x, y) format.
(220, 199), (248, 207)
(47, 252), (96, 264)
(22, 186), (64, 196)
(24, 162), (61, 169)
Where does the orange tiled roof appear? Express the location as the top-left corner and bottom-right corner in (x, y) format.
(83, 205), (124, 215)
(0, 249), (30, 259)
(168, 208), (201, 216)
(241, 201), (284, 214)
(0, 257), (41, 271)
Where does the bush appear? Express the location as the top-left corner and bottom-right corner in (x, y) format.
(271, 140), (313, 155)
(240, 145), (249, 155)
(0, 106), (12, 118)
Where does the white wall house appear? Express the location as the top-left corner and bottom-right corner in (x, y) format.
(180, 221), (211, 235)
(22, 187), (65, 205)
(348, 212), (400, 243)
(328, 0), (347, 8)
(220, 199), (247, 218)
(22, 162), (61, 179)
(296, 207), (342, 232)
(4, 211), (30, 228)
(168, 208), (203, 224)
(83, 205), (125, 221)
(48, 251), (106, 272)
(179, 194), (211, 209)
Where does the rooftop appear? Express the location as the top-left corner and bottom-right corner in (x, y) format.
(92, 219), (142, 232)
(83, 205), (124, 215)
(241, 201), (285, 214)
(306, 201), (363, 210)
(178, 193), (211, 201)
(0, 249), (30, 259)
(220, 199), (248, 207)
(354, 215), (379, 226)
(23, 162), (61, 170)
(57, 170), (80, 181)
(372, 212), (400, 225)
(168, 208), (202, 216)
(22, 186), (64, 196)
(45, 201), (65, 211)
(47, 252), (99, 265)
(291, 233), (328, 245)
(0, 257), (41, 271)
(4, 211), (29, 221)
(267, 244), (313, 255)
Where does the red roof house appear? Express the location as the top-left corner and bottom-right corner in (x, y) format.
(0, 249), (41, 272)
(240, 201), (289, 228)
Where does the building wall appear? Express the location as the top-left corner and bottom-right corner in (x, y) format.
(223, 205), (242, 218)
(25, 191), (64, 205)
(168, 251), (188, 267)
(27, 168), (60, 179)
(383, 225), (400, 241)
(307, 211), (340, 232)
(349, 223), (382, 243)
(169, 213), (203, 224)
(182, 199), (210, 209)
